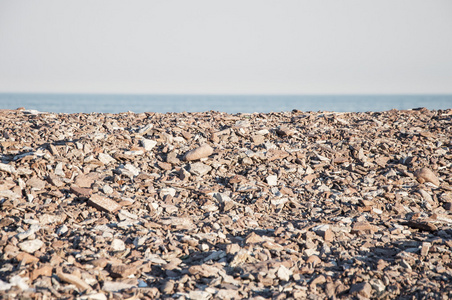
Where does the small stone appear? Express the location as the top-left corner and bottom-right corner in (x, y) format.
(18, 239), (44, 254)
(351, 221), (377, 234)
(166, 151), (180, 164)
(189, 162), (212, 176)
(313, 224), (334, 242)
(102, 184), (113, 194)
(245, 232), (264, 244)
(16, 224), (40, 240)
(189, 290), (212, 300)
(70, 185), (92, 198)
(16, 252), (39, 264)
(47, 174), (64, 187)
(226, 243), (241, 255)
(39, 214), (66, 225)
(74, 173), (98, 188)
(98, 153), (116, 165)
(141, 138), (157, 151)
(369, 278), (386, 294)
(138, 123), (153, 134)
(421, 242), (431, 256)
(160, 187), (176, 197)
(251, 134), (265, 144)
(277, 265), (292, 281)
(262, 241), (284, 251)
(90, 258), (109, 268)
(158, 161), (172, 170)
(406, 220), (437, 232)
(443, 202), (452, 211)
(183, 144), (213, 161)
(8, 276), (29, 291)
(160, 280), (174, 294)
(26, 177), (46, 190)
(0, 163), (16, 174)
(216, 289), (241, 300)
(88, 194), (121, 213)
(31, 265), (52, 281)
(415, 167), (440, 186)
(123, 163), (140, 176)
(310, 274), (326, 287)
(230, 249), (250, 267)
(400, 259), (412, 271)
(306, 255), (321, 267)
(266, 175), (278, 186)
(102, 280), (137, 292)
(56, 224), (68, 235)
(276, 126), (295, 136)
(188, 264), (220, 277)
(110, 264), (136, 278)
(349, 282), (372, 298)
(111, 239), (126, 251)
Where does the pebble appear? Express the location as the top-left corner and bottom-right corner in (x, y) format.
(183, 144), (213, 161)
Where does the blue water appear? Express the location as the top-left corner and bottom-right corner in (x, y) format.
(0, 94), (451, 114)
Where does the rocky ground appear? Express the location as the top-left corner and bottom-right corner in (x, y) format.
(0, 107), (451, 300)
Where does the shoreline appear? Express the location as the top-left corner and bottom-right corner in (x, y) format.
(1, 108), (451, 299)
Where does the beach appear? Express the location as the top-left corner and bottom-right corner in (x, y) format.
(0, 107), (451, 299)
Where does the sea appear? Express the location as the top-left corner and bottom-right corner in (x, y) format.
(0, 94), (451, 114)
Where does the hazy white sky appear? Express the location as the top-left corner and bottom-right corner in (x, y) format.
(0, 0), (451, 94)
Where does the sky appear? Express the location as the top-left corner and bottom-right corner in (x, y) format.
(0, 0), (451, 95)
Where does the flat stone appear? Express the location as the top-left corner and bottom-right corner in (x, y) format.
(70, 185), (92, 198)
(98, 153), (116, 165)
(188, 264), (220, 277)
(26, 177), (46, 190)
(189, 162), (212, 176)
(406, 220), (437, 232)
(30, 265), (53, 281)
(109, 264), (136, 278)
(102, 279), (137, 292)
(141, 138), (157, 151)
(16, 252), (40, 264)
(74, 173), (98, 188)
(39, 214), (66, 225)
(351, 221), (377, 234)
(47, 174), (65, 187)
(88, 194), (121, 213)
(189, 290), (212, 300)
(18, 239), (44, 253)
